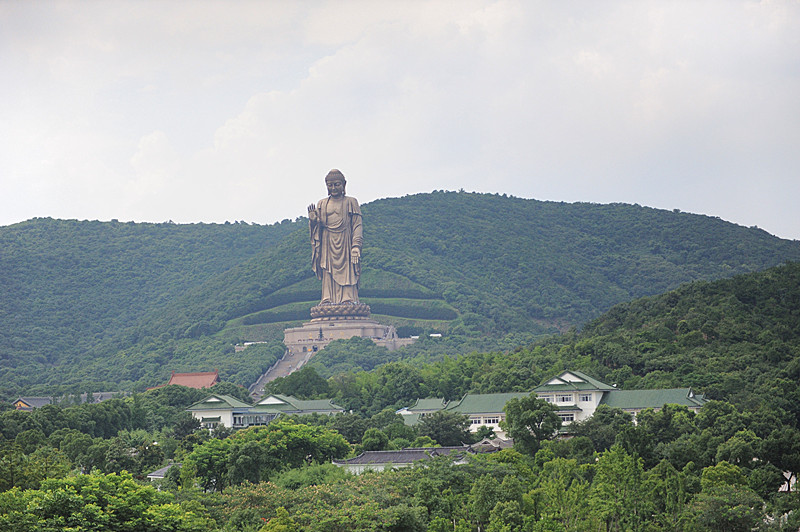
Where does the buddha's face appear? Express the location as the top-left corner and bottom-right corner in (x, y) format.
(326, 178), (345, 198)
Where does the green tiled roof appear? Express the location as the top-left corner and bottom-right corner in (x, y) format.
(290, 398), (346, 411)
(409, 398), (447, 411)
(445, 392), (531, 414)
(256, 394), (345, 413)
(188, 394), (344, 417)
(554, 404), (583, 412)
(187, 394), (251, 411)
(533, 370), (616, 393)
(247, 406), (286, 414)
(401, 413), (423, 426)
(599, 388), (706, 410)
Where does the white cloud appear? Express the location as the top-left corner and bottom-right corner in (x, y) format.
(0, 0), (798, 239)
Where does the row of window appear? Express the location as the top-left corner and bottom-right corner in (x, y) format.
(540, 393), (593, 403)
(470, 416), (502, 425)
(233, 413), (279, 427)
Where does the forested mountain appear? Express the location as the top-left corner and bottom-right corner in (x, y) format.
(158, 192), (800, 338)
(296, 262), (799, 424)
(1, 192), (799, 397)
(0, 218), (296, 397)
(3, 225), (800, 531)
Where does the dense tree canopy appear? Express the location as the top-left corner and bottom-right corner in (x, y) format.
(3, 193), (799, 396)
(2, 196), (800, 530)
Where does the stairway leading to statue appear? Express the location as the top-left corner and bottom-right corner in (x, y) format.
(248, 347), (318, 400)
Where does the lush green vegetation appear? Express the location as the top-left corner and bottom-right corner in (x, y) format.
(2, 261), (800, 530)
(296, 263), (800, 428)
(2, 395), (797, 530)
(0, 218), (296, 397)
(2, 193), (799, 396)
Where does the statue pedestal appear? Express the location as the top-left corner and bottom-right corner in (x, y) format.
(309, 302), (371, 320)
(283, 315), (415, 357)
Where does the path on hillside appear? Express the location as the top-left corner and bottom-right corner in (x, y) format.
(248, 348), (316, 399)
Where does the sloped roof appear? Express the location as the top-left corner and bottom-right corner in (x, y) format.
(13, 397), (53, 409)
(470, 438), (514, 453)
(406, 398), (447, 412)
(533, 370), (616, 393)
(14, 392), (121, 410)
(333, 446), (469, 465)
(553, 404), (583, 412)
(167, 370), (219, 389)
(445, 392), (531, 414)
(187, 394), (251, 411)
(146, 463), (181, 480)
(400, 413), (423, 426)
(256, 394), (344, 413)
(599, 388), (707, 410)
(82, 392), (119, 403)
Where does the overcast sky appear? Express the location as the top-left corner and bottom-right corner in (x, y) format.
(1, 1), (798, 240)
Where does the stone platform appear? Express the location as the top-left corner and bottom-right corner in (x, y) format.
(283, 315), (415, 356)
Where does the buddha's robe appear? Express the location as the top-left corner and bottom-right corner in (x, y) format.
(310, 195), (362, 304)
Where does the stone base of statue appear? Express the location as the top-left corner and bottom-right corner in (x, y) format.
(309, 302), (371, 320)
(283, 303), (415, 363)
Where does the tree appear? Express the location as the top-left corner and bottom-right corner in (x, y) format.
(264, 367), (330, 399)
(690, 463), (765, 532)
(589, 444), (645, 531)
(761, 426), (800, 492)
(183, 437), (230, 491)
(259, 506), (299, 532)
(470, 474), (502, 528)
(417, 411), (472, 447)
(24, 447), (71, 489)
(0, 471), (215, 530)
(182, 420), (350, 490)
(103, 436), (136, 474)
(487, 500), (524, 532)
(715, 429), (761, 468)
(501, 394), (561, 455)
(228, 440), (269, 485)
(571, 405), (633, 452)
(642, 459), (689, 529)
(360, 428), (389, 451)
(689, 484), (765, 532)
(531, 457), (593, 528)
(331, 413), (369, 443)
(173, 412), (201, 440)
(14, 429), (47, 455)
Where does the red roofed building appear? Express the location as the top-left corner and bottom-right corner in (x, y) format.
(165, 370), (220, 389)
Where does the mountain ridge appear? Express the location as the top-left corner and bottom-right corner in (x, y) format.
(1, 192), (798, 397)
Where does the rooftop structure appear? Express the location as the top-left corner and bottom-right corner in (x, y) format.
(332, 440), (511, 474)
(13, 392), (122, 411)
(398, 370), (707, 437)
(166, 370), (220, 389)
(186, 393), (345, 430)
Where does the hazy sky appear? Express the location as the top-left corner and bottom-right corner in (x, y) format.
(2, 1), (799, 240)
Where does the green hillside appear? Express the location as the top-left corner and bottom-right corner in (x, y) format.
(0, 218), (296, 396)
(304, 262), (799, 425)
(1, 192), (799, 397)
(147, 192), (800, 339)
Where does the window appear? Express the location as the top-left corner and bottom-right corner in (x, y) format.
(483, 417), (500, 425)
(540, 395), (553, 403)
(556, 394), (573, 403)
(558, 413), (575, 422)
(579, 394), (592, 402)
(471, 417), (483, 425)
